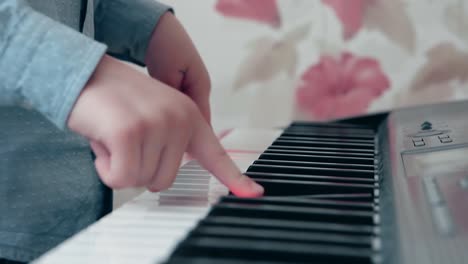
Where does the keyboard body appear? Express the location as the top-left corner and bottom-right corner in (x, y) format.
(34, 100), (468, 264)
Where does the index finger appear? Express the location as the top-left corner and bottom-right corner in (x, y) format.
(187, 117), (264, 197)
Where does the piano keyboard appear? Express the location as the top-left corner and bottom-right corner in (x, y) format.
(33, 100), (468, 264)
(34, 122), (383, 264)
(166, 122), (382, 264)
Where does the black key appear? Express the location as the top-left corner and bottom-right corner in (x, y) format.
(192, 226), (375, 248)
(289, 121), (373, 129)
(264, 148), (375, 158)
(259, 153), (375, 165)
(281, 131), (374, 140)
(175, 237), (377, 264)
(267, 145), (374, 153)
(273, 139), (374, 150)
(253, 159), (375, 170)
(245, 172), (376, 184)
(284, 128), (375, 138)
(278, 136), (374, 144)
(298, 193), (377, 203)
(210, 203), (377, 225)
(201, 216), (379, 236)
(247, 164), (376, 178)
(251, 179), (376, 199)
(220, 196), (376, 211)
(285, 126), (375, 135)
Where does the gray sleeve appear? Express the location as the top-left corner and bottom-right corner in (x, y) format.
(0, 0), (107, 129)
(94, 0), (172, 66)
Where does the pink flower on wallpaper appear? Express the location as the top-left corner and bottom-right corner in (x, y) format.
(322, 0), (370, 40)
(215, 0), (281, 28)
(296, 52), (390, 120)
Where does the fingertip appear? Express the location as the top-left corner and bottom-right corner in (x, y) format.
(147, 186), (160, 193)
(230, 174), (264, 198)
(184, 153), (194, 161)
(251, 181), (265, 196)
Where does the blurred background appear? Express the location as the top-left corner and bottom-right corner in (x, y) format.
(116, 0), (468, 207)
(157, 0), (468, 130)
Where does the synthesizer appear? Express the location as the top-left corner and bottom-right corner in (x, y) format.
(34, 100), (468, 264)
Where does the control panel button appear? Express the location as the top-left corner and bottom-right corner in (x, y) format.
(437, 134), (452, 143)
(441, 138), (452, 143)
(413, 138), (425, 147)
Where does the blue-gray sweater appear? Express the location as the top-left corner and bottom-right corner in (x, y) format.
(0, 0), (170, 261)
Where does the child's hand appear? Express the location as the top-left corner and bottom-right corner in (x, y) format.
(68, 55), (263, 197)
(145, 13), (211, 123)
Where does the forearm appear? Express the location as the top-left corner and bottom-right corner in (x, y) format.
(0, 0), (107, 129)
(94, 0), (172, 65)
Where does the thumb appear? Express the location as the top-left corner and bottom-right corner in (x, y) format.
(90, 140), (111, 181)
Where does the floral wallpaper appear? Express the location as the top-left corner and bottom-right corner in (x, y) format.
(296, 52), (389, 120)
(159, 0), (468, 131)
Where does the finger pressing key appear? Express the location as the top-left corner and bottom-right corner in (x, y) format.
(188, 116), (264, 197)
